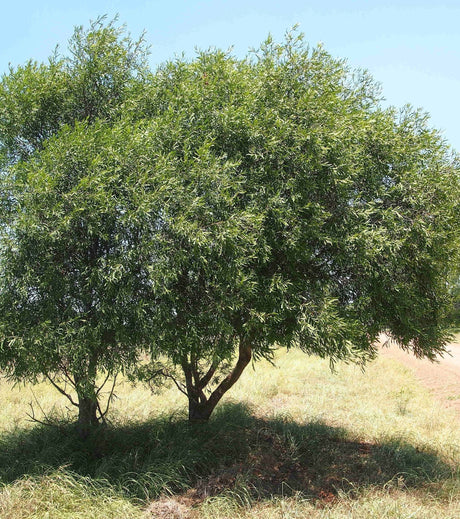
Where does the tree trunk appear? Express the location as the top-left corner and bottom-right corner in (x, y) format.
(188, 398), (213, 422)
(74, 352), (100, 438)
(186, 338), (252, 422)
(77, 394), (99, 438)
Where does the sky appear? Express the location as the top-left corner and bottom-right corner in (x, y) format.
(1, 0), (459, 151)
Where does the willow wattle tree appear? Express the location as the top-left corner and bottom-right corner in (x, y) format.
(0, 18), (155, 436)
(137, 33), (460, 421)
(0, 21), (459, 428)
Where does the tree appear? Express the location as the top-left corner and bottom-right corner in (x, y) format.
(1, 21), (459, 429)
(136, 33), (460, 421)
(0, 18), (154, 436)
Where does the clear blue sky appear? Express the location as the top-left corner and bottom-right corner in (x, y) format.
(2, 0), (459, 151)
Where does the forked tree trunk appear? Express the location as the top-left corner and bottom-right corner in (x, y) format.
(186, 338), (252, 422)
(188, 399), (213, 422)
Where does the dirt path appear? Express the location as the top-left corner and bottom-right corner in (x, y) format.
(380, 338), (460, 419)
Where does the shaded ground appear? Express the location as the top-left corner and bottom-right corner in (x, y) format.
(380, 338), (460, 419)
(0, 403), (453, 509)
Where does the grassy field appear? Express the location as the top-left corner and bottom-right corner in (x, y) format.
(0, 348), (459, 518)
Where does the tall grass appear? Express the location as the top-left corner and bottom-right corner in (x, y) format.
(0, 349), (459, 518)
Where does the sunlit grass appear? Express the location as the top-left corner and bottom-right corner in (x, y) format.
(0, 348), (459, 518)
(232, 349), (459, 450)
(0, 470), (140, 519)
(198, 487), (460, 519)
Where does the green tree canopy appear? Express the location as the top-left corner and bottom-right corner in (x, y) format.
(0, 16), (146, 165)
(0, 21), (459, 429)
(136, 34), (460, 420)
(0, 18), (153, 436)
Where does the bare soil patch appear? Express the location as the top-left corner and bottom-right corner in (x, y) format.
(380, 339), (460, 419)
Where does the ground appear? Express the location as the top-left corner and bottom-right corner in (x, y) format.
(380, 336), (460, 419)
(1, 339), (459, 518)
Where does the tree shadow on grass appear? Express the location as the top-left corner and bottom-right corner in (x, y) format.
(0, 402), (456, 503)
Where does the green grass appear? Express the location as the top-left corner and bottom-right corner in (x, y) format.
(0, 349), (459, 518)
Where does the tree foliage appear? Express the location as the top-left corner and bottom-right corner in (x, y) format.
(0, 20), (459, 428)
(131, 33), (459, 420)
(447, 275), (460, 328)
(0, 17), (153, 435)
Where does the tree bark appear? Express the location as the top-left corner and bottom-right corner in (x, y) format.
(188, 398), (213, 422)
(187, 338), (252, 422)
(74, 354), (100, 439)
(77, 394), (99, 438)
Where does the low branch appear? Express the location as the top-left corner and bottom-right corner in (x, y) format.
(45, 374), (79, 407)
(26, 404), (55, 427)
(140, 365), (190, 398)
(99, 374), (118, 420)
(205, 337), (252, 413)
(26, 390), (55, 427)
(96, 399), (106, 425)
(60, 364), (76, 387)
(163, 370), (189, 397)
(96, 372), (111, 397)
(198, 362), (218, 390)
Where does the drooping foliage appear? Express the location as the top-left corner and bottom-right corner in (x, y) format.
(0, 21), (459, 427)
(134, 34), (460, 420)
(447, 275), (460, 328)
(0, 17), (153, 434)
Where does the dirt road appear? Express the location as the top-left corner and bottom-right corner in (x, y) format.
(380, 338), (460, 419)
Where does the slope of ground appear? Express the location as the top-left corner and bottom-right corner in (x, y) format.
(380, 335), (460, 419)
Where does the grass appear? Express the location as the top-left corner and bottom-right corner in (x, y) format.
(0, 349), (459, 518)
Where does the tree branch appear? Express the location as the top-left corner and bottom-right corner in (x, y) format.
(205, 337), (252, 412)
(96, 371), (111, 396)
(60, 363), (76, 388)
(26, 403), (55, 427)
(163, 370), (189, 397)
(198, 361), (219, 390)
(26, 389), (55, 427)
(99, 374), (118, 420)
(45, 374), (79, 407)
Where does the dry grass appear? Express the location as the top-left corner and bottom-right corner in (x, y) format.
(0, 348), (459, 518)
(0, 470), (140, 519)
